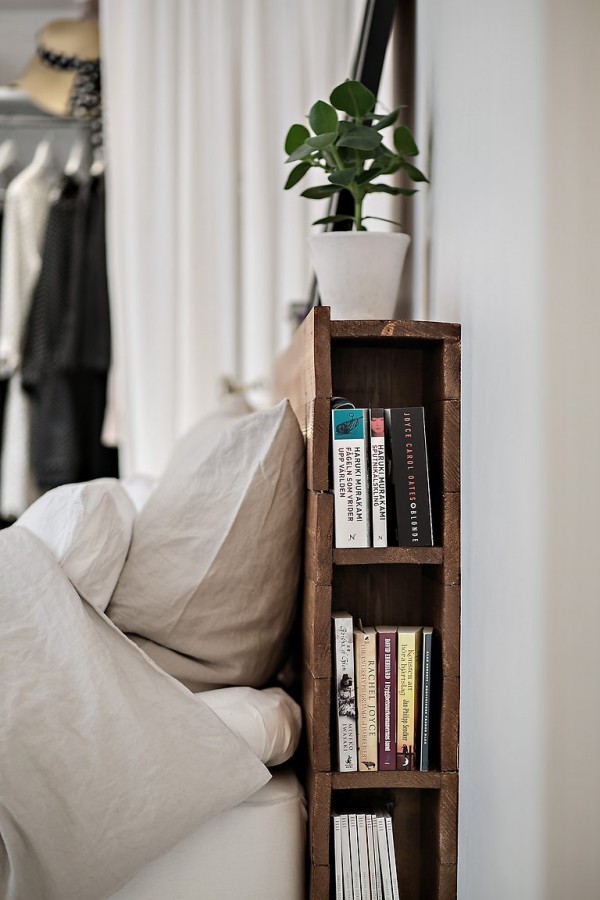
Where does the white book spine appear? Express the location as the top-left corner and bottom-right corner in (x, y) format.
(333, 815), (344, 900)
(376, 814), (394, 900)
(333, 612), (358, 772)
(370, 815), (383, 900)
(365, 814), (375, 898)
(357, 814), (372, 900)
(384, 814), (400, 900)
(348, 813), (362, 900)
(340, 814), (353, 900)
(369, 409), (388, 547)
(332, 408), (370, 547)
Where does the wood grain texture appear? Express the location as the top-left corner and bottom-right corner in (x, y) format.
(330, 318), (460, 342)
(303, 579), (331, 679)
(441, 491), (460, 586)
(426, 337), (461, 403)
(331, 770), (445, 789)
(437, 864), (459, 900)
(333, 546), (443, 566)
(302, 665), (331, 773)
(440, 677), (460, 773)
(273, 306), (332, 407)
(438, 774), (459, 863)
(428, 400), (460, 495)
(308, 865), (330, 900)
(304, 491), (333, 586)
(307, 397), (331, 492)
(306, 770), (332, 866)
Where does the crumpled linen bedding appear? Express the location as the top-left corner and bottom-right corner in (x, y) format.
(0, 526), (271, 900)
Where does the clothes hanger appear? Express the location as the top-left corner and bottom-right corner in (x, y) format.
(29, 136), (58, 177)
(0, 139), (18, 177)
(64, 134), (90, 180)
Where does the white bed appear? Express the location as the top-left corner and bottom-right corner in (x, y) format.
(0, 403), (307, 900)
(108, 768), (306, 900)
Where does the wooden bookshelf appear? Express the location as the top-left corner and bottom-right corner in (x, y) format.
(274, 307), (460, 900)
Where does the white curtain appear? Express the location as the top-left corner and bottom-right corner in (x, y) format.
(100, 0), (364, 477)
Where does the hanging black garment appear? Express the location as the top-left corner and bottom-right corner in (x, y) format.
(21, 176), (81, 489)
(21, 173), (118, 490)
(61, 173), (118, 481)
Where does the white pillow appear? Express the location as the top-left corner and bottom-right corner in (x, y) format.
(201, 687), (302, 767)
(0, 526), (269, 900)
(107, 400), (305, 691)
(16, 478), (134, 612)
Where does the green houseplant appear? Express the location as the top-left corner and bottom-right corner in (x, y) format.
(284, 79), (428, 319)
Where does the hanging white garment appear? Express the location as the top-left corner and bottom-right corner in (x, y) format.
(100, 0), (364, 477)
(0, 140), (58, 518)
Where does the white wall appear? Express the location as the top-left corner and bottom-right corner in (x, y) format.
(416, 0), (600, 897)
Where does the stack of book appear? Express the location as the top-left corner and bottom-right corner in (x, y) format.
(332, 612), (433, 773)
(331, 405), (434, 548)
(332, 808), (399, 900)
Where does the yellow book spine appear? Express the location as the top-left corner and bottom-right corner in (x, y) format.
(397, 627), (422, 770)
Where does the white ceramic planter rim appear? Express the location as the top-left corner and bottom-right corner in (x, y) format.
(308, 231), (411, 320)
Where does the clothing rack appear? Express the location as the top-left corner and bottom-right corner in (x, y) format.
(0, 87), (88, 129)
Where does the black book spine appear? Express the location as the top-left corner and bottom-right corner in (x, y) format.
(385, 407), (434, 547)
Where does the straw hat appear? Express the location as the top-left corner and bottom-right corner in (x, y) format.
(18, 19), (100, 118)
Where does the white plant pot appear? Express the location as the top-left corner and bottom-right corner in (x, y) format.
(308, 231), (411, 320)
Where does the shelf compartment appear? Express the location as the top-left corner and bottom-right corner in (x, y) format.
(333, 546), (444, 566)
(331, 776), (458, 900)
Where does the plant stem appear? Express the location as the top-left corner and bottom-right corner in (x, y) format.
(353, 191), (364, 231)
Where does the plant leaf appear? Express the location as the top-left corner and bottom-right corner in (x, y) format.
(328, 167), (357, 186)
(312, 214), (356, 226)
(373, 109), (400, 130)
(301, 185), (341, 200)
(286, 142), (315, 163)
(285, 124), (310, 155)
(306, 133), (337, 150)
(337, 126), (383, 151)
(402, 161), (429, 182)
(330, 80), (376, 118)
(364, 184), (407, 195)
(284, 162), (311, 190)
(309, 100), (338, 135)
(393, 125), (419, 156)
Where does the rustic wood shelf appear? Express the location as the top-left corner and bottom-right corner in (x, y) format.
(333, 546), (444, 566)
(273, 307), (461, 900)
(332, 770), (451, 790)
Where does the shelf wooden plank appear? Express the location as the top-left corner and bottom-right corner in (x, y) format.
(333, 546), (443, 566)
(331, 770), (453, 790)
(330, 318), (460, 342)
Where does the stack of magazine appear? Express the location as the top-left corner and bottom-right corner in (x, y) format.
(331, 404), (434, 548)
(333, 612), (433, 773)
(332, 808), (399, 900)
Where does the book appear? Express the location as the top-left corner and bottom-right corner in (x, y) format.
(396, 625), (423, 771)
(339, 814), (353, 900)
(376, 626), (397, 771)
(369, 408), (388, 547)
(366, 813), (382, 900)
(357, 813), (372, 900)
(332, 815), (344, 900)
(348, 813), (362, 900)
(332, 407), (370, 547)
(332, 612), (358, 772)
(384, 813), (400, 900)
(420, 627), (433, 772)
(385, 407), (434, 546)
(354, 623), (378, 772)
(375, 812), (393, 900)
